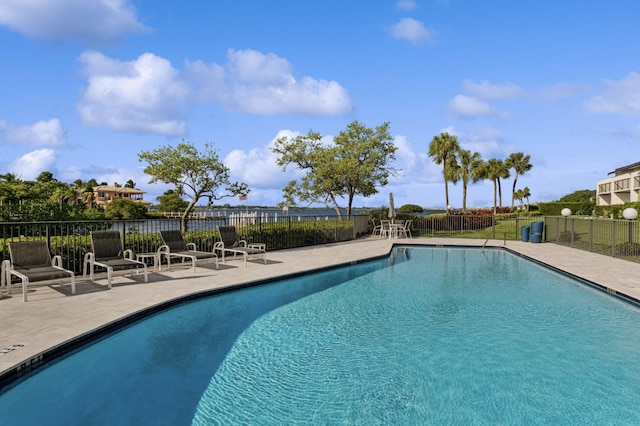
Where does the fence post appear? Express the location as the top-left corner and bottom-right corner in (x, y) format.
(611, 221), (616, 257)
(45, 222), (52, 249)
(570, 218), (575, 247)
(588, 219), (593, 252)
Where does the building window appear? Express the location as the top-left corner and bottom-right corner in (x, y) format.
(599, 183), (611, 193)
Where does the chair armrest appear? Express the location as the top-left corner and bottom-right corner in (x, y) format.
(213, 241), (223, 249)
(51, 255), (64, 267)
(238, 239), (248, 247)
(187, 242), (196, 250)
(124, 249), (134, 260)
(157, 245), (169, 254)
(83, 252), (95, 277)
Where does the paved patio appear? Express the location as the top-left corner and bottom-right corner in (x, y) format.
(2, 237), (640, 381)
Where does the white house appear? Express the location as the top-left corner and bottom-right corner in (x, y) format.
(596, 162), (640, 206)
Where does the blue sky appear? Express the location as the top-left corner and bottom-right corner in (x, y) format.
(1, 0), (639, 209)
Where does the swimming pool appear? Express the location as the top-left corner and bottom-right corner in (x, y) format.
(2, 247), (640, 424)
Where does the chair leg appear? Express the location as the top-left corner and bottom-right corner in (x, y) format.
(107, 267), (113, 289)
(22, 277), (29, 302)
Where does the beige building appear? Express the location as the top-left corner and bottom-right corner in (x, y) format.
(92, 183), (151, 209)
(596, 162), (640, 206)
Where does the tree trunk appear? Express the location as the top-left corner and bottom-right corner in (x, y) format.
(329, 194), (342, 219)
(493, 179), (497, 215)
(181, 200), (197, 233)
(511, 176), (518, 208)
(444, 180), (450, 214)
(462, 183), (468, 213)
(346, 193), (354, 219)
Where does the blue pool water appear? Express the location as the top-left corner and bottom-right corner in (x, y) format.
(2, 247), (640, 424)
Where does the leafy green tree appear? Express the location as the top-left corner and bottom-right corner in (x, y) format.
(272, 121), (396, 218)
(138, 140), (248, 232)
(398, 204), (423, 213)
(104, 198), (149, 220)
(156, 189), (189, 212)
(124, 179), (136, 188)
(457, 149), (483, 212)
(558, 189), (592, 203)
(428, 132), (460, 213)
(505, 152), (533, 208)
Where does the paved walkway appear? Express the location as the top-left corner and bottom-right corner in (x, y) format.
(1, 237), (640, 379)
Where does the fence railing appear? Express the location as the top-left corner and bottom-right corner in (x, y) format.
(409, 215), (541, 242)
(544, 216), (640, 263)
(0, 215), (357, 274)
(405, 214), (640, 264)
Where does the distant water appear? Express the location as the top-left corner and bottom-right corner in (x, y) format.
(192, 207), (445, 218)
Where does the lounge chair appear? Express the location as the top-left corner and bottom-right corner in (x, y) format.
(1, 240), (76, 302)
(214, 226), (267, 266)
(158, 230), (218, 272)
(83, 230), (148, 287)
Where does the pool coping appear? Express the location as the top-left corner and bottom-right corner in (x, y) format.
(2, 237), (640, 390)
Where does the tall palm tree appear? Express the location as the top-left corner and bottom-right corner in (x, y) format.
(505, 152), (533, 208)
(428, 132), (460, 213)
(495, 159), (510, 209)
(458, 149), (482, 212)
(479, 158), (504, 215)
(522, 186), (531, 211)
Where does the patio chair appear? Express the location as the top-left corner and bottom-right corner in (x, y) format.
(158, 230), (218, 272)
(83, 230), (148, 287)
(1, 240), (75, 302)
(401, 219), (413, 238)
(372, 219), (383, 237)
(379, 220), (392, 238)
(214, 226), (267, 266)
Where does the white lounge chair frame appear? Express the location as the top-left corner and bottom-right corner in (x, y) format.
(83, 230), (148, 287)
(214, 226), (267, 266)
(1, 240), (76, 302)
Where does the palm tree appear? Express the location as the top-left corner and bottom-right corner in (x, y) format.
(496, 160), (510, 209)
(505, 152), (532, 208)
(522, 186), (531, 211)
(479, 158), (504, 215)
(428, 132), (460, 213)
(458, 149), (482, 212)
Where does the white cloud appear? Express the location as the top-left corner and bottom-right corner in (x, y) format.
(395, 0), (417, 11)
(77, 51), (189, 135)
(457, 126), (508, 158)
(390, 18), (433, 45)
(0, 0), (150, 44)
(77, 49), (352, 135)
(584, 71), (640, 117)
(224, 130), (305, 189)
(8, 148), (57, 180)
(186, 49), (353, 115)
(0, 118), (66, 146)
(392, 135), (420, 174)
(462, 80), (524, 101)
(448, 94), (497, 118)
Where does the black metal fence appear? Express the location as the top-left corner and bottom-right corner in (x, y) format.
(0, 215), (356, 274)
(408, 215), (541, 241)
(544, 216), (640, 263)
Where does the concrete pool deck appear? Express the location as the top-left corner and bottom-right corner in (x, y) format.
(2, 237), (640, 381)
